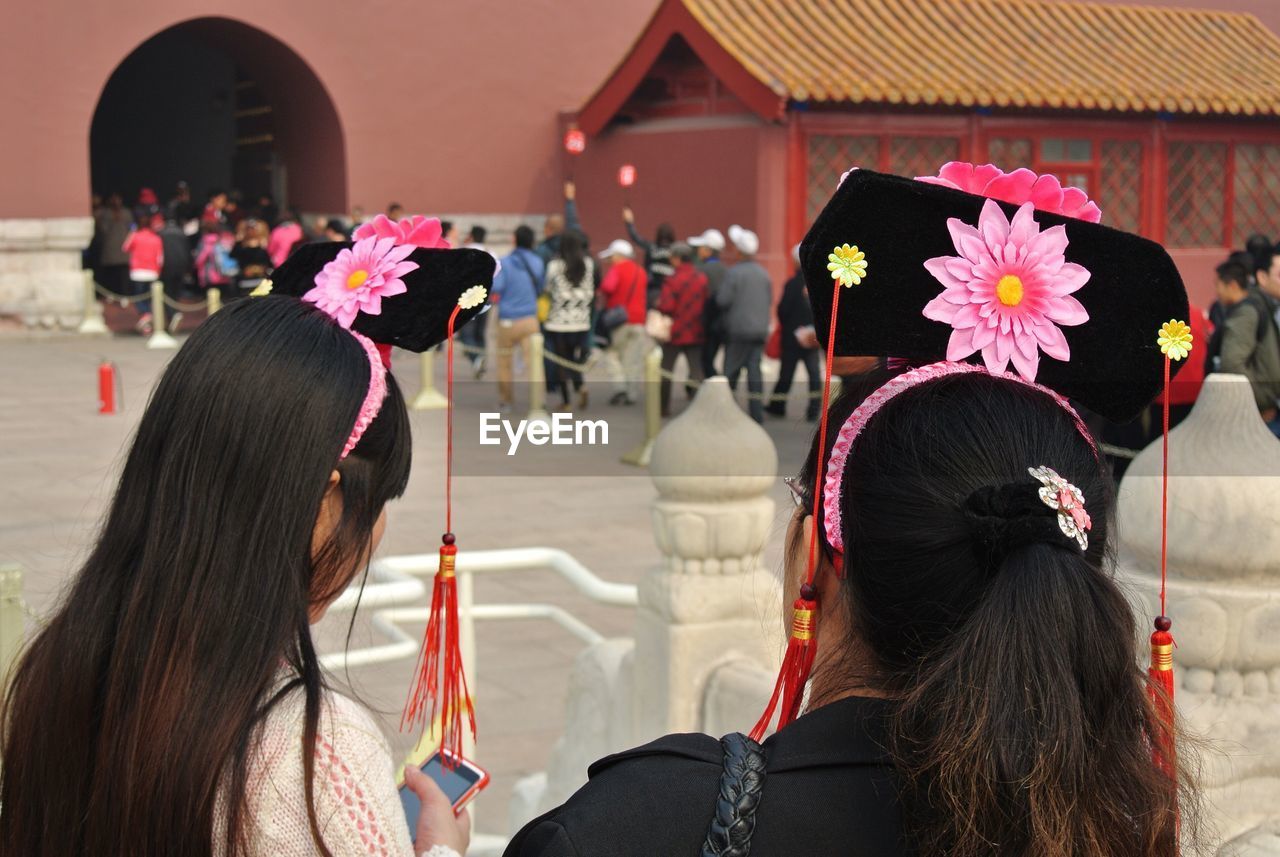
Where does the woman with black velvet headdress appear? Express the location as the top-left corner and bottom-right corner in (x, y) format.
(0, 217), (494, 857)
(505, 166), (1202, 857)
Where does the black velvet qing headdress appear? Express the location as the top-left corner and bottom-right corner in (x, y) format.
(800, 167), (1188, 422)
(270, 241), (495, 353)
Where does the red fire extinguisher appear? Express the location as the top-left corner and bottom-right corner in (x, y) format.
(98, 360), (118, 415)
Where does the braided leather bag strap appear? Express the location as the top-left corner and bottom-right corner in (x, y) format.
(700, 732), (768, 857)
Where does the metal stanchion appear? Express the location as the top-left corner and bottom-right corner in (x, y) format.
(206, 287), (222, 315)
(622, 346), (663, 467)
(146, 282), (178, 350)
(77, 270), (108, 335)
(0, 564), (25, 692)
(411, 350), (448, 410)
(527, 332), (550, 423)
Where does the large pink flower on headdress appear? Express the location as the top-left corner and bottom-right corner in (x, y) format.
(353, 214), (451, 248)
(917, 162), (1103, 223)
(303, 236), (418, 328)
(922, 199), (1090, 381)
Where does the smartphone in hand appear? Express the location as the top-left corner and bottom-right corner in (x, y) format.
(399, 750), (489, 840)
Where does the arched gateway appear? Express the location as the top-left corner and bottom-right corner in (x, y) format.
(90, 17), (347, 214)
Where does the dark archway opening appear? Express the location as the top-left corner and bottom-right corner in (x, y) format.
(90, 17), (347, 214)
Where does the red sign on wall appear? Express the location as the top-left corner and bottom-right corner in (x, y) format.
(563, 128), (586, 155)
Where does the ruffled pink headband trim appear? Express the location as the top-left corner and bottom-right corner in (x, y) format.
(340, 330), (388, 460)
(821, 360), (1093, 553)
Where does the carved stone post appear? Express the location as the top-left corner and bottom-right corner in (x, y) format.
(508, 377), (783, 834)
(634, 375), (780, 740)
(1117, 374), (1280, 848)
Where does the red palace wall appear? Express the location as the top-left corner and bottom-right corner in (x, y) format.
(0, 0), (658, 219)
(1, 0), (1277, 277)
(568, 119), (792, 283)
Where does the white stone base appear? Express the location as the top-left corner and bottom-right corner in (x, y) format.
(0, 217), (94, 329)
(1219, 816), (1280, 856)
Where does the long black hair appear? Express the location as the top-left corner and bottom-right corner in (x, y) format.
(559, 228), (589, 286)
(795, 368), (1198, 857)
(0, 296), (411, 856)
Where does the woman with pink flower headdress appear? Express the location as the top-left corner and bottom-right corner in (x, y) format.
(1, 220), (495, 857)
(506, 167), (1203, 857)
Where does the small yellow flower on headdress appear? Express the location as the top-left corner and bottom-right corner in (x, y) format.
(827, 244), (868, 287)
(1157, 319), (1193, 361)
(249, 278), (274, 297)
(458, 285), (488, 309)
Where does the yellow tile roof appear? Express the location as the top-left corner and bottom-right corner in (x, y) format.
(680, 0), (1280, 116)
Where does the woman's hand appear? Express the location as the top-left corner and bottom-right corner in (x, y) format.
(404, 765), (471, 856)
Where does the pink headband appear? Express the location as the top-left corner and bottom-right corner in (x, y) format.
(340, 330), (388, 460)
(821, 360), (1093, 553)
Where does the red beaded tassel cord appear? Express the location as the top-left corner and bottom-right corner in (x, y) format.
(749, 282), (843, 741)
(402, 303), (476, 765)
(1148, 351), (1176, 776)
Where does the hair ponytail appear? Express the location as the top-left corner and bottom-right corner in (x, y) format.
(799, 372), (1197, 857)
(891, 542), (1179, 856)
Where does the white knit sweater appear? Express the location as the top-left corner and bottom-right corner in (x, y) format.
(213, 684), (461, 857)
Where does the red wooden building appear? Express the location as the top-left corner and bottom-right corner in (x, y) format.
(567, 0), (1280, 307)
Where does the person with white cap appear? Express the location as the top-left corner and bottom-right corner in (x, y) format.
(716, 224), (772, 422)
(766, 243), (822, 422)
(596, 238), (649, 405)
(688, 228), (728, 377)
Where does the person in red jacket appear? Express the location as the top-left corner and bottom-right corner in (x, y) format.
(597, 239), (649, 405)
(1101, 306), (1209, 478)
(122, 214), (164, 334)
(1159, 305), (1208, 414)
(655, 243), (707, 416)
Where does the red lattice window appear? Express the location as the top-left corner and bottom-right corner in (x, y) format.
(1166, 141), (1227, 248)
(806, 135), (877, 222)
(986, 137), (1033, 170)
(888, 136), (960, 179)
(1098, 140), (1143, 234)
(1233, 144), (1280, 245)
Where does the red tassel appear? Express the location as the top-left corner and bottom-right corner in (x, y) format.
(749, 593), (818, 741)
(750, 278), (842, 741)
(1149, 354), (1177, 780)
(1148, 617), (1176, 777)
(402, 535), (475, 766)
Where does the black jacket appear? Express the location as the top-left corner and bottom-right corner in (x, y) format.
(505, 696), (905, 856)
(776, 270), (814, 337)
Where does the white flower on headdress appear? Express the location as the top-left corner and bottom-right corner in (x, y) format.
(1029, 465), (1090, 550)
(458, 285), (488, 309)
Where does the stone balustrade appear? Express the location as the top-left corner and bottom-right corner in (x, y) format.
(509, 376), (782, 832)
(1117, 374), (1280, 850)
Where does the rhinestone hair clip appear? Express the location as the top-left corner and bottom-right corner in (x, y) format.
(1028, 465), (1091, 550)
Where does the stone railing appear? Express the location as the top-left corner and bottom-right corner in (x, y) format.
(509, 376), (781, 831)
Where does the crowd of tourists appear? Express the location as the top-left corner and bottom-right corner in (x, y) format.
(86, 178), (830, 425)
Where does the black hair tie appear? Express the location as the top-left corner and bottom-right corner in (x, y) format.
(961, 482), (1070, 567)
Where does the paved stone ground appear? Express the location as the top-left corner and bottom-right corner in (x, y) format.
(0, 314), (819, 837)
